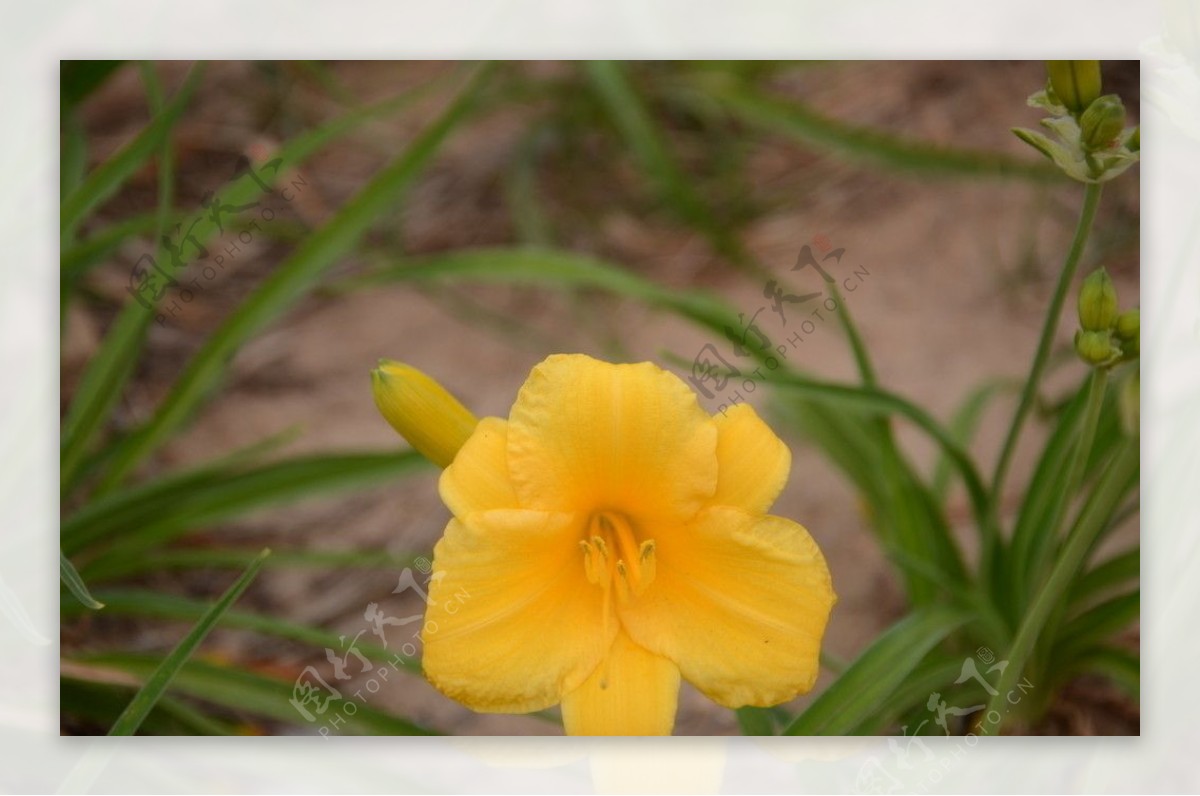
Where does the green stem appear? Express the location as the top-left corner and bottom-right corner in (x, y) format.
(984, 375), (1128, 733)
(992, 182), (1103, 503)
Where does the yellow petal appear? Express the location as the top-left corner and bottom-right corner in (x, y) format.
(439, 417), (521, 515)
(561, 631), (680, 736)
(372, 359), (479, 468)
(507, 354), (718, 523)
(619, 507), (835, 708)
(711, 403), (791, 513)
(422, 509), (614, 713)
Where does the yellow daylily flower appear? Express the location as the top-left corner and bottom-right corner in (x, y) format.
(374, 353), (836, 735)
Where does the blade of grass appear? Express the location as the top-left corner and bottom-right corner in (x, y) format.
(736, 706), (784, 736)
(67, 450), (428, 559)
(82, 547), (422, 585)
(60, 549), (104, 609)
(106, 549), (269, 735)
(1005, 377), (1090, 618)
(65, 587), (421, 675)
(694, 80), (1063, 181)
(849, 657), (964, 735)
(61, 212), (177, 281)
(1014, 369), (1110, 616)
(81, 653), (437, 735)
(61, 60), (127, 109)
(1052, 590), (1139, 665)
(94, 64), (492, 493)
(582, 61), (750, 268)
(782, 606), (969, 735)
(336, 245), (743, 334)
(1068, 548), (1139, 609)
(64, 425), (305, 552)
(61, 677), (237, 735)
(61, 64), (203, 237)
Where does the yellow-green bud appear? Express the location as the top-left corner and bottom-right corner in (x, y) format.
(1079, 94), (1126, 150)
(1078, 268), (1118, 332)
(1127, 126), (1139, 153)
(1115, 309), (1139, 357)
(1046, 60), (1102, 114)
(371, 359), (479, 468)
(1115, 308), (1139, 340)
(1074, 330), (1119, 366)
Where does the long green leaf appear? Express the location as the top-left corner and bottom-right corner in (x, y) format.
(783, 606), (968, 735)
(61, 212), (172, 280)
(61, 60), (127, 109)
(66, 450), (427, 560)
(82, 653), (436, 735)
(61, 64), (203, 236)
(94, 64), (491, 493)
(61, 677), (237, 735)
(849, 657), (964, 735)
(82, 547), (421, 584)
(1069, 548), (1139, 609)
(64, 426), (305, 552)
(696, 81), (1063, 181)
(107, 550), (269, 735)
(69, 588), (421, 674)
(60, 549), (104, 609)
(1006, 377), (1090, 616)
(1053, 590), (1139, 665)
(583, 62), (745, 265)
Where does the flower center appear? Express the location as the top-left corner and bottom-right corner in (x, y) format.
(580, 511), (657, 602)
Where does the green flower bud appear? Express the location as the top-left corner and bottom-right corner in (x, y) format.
(1116, 309), (1139, 357)
(1046, 60), (1102, 114)
(1127, 126), (1139, 153)
(1074, 330), (1119, 367)
(1078, 268), (1119, 332)
(1115, 308), (1139, 341)
(1079, 94), (1126, 150)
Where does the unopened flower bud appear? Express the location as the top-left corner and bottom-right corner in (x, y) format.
(1078, 268), (1118, 332)
(1074, 330), (1119, 367)
(1115, 309), (1140, 357)
(371, 359), (479, 468)
(1080, 94), (1126, 150)
(1115, 309), (1139, 341)
(1046, 60), (1102, 114)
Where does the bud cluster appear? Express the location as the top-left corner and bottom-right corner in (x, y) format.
(1012, 61), (1140, 183)
(1073, 268), (1139, 367)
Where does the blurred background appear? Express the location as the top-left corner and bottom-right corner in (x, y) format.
(60, 60), (1140, 735)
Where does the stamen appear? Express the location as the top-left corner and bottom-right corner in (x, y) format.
(581, 512), (657, 602)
